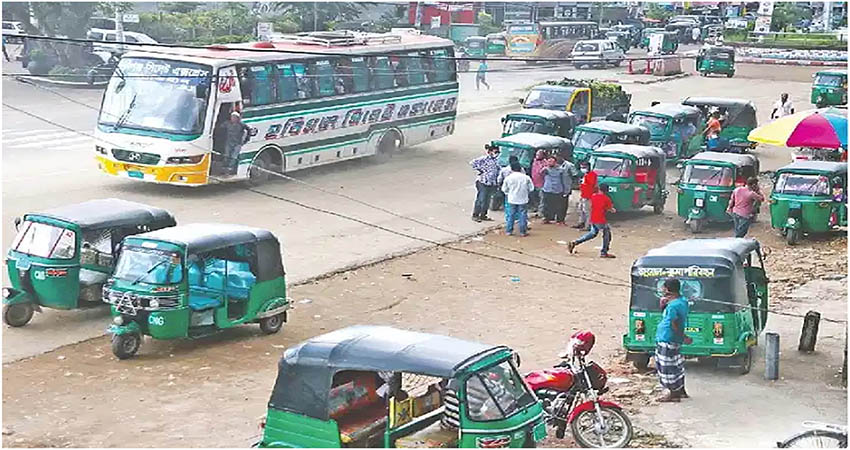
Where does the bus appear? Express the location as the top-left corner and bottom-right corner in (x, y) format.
(94, 31), (459, 186)
(505, 21), (599, 61)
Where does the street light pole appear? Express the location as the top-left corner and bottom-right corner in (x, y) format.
(313, 2), (318, 32)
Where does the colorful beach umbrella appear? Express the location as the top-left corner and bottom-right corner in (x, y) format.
(748, 107), (847, 149)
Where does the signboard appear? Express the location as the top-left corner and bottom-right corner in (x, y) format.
(430, 16), (441, 29)
(648, 32), (663, 55)
(754, 1), (774, 34)
(257, 22), (273, 41)
(122, 13), (139, 24)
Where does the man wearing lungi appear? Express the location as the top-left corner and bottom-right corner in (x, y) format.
(655, 278), (692, 402)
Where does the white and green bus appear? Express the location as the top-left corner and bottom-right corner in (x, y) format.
(94, 31), (459, 186)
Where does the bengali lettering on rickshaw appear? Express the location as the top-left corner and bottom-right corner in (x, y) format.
(637, 266), (716, 278)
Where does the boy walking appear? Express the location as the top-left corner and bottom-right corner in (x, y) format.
(575, 169), (598, 230)
(568, 183), (616, 258)
(501, 161), (534, 236)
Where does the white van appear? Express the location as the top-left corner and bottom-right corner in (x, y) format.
(86, 28), (157, 54)
(570, 39), (624, 69)
(2, 21), (26, 42)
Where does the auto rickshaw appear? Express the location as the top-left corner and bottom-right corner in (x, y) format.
(769, 161), (848, 245)
(695, 45), (736, 77)
(628, 103), (704, 163)
(463, 36), (486, 58)
(501, 109), (578, 139)
(489, 133), (573, 210)
(665, 22), (696, 44)
(623, 238), (769, 374)
(811, 70), (848, 107)
(257, 325), (546, 448)
(676, 152), (760, 233)
(639, 28), (664, 48)
(571, 121), (650, 165)
(3, 199), (176, 327)
(681, 97), (758, 152)
(612, 24), (640, 47)
(605, 30), (631, 52)
(485, 33), (506, 55)
(591, 144), (667, 214)
(104, 223), (290, 359)
(649, 31), (679, 54)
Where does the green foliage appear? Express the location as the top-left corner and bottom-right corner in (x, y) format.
(477, 11), (500, 35)
(159, 2), (200, 14)
(546, 78), (631, 106)
(645, 4), (673, 21)
(30, 2), (98, 38)
(771, 3), (812, 32)
(137, 3), (256, 45)
(271, 2), (364, 32)
(96, 2), (134, 17)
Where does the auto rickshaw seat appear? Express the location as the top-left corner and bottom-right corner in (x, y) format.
(329, 374), (387, 446)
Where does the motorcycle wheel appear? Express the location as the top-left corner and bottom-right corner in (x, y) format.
(778, 430), (847, 448)
(570, 405), (633, 448)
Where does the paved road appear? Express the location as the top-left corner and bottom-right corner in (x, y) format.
(1, 55), (821, 362)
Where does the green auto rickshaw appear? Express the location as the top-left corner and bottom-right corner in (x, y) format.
(676, 152), (760, 233)
(695, 45), (736, 78)
(3, 199), (176, 327)
(485, 33), (507, 55)
(612, 24), (640, 47)
(648, 31), (678, 54)
(628, 103), (705, 163)
(490, 133), (573, 210)
(258, 325), (546, 448)
(811, 70), (848, 107)
(591, 144), (667, 214)
(623, 238), (769, 374)
(605, 30), (631, 52)
(681, 97), (758, 153)
(463, 36), (486, 58)
(769, 161), (848, 245)
(572, 121), (651, 166)
(639, 28), (664, 48)
(104, 223), (290, 359)
(501, 109), (578, 139)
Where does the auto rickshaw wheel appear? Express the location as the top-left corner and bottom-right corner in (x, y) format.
(111, 333), (141, 360)
(653, 203), (664, 215)
(786, 228), (801, 246)
(3, 303), (34, 327)
(260, 313), (284, 334)
(689, 218), (704, 234)
(726, 72), (734, 78)
(738, 346), (754, 375)
(632, 353), (651, 371)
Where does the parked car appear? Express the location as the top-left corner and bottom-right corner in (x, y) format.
(2, 21), (26, 43)
(570, 39), (624, 69)
(87, 28), (157, 51)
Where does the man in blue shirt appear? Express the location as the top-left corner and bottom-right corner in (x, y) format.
(655, 278), (692, 402)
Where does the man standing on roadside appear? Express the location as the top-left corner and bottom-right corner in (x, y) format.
(501, 161), (535, 236)
(560, 156), (580, 223)
(655, 278), (692, 402)
(541, 156), (568, 224)
(470, 145), (501, 222)
(703, 111), (722, 151)
(727, 177), (765, 238)
(530, 150), (547, 215)
(568, 183), (616, 258)
(771, 93), (795, 119)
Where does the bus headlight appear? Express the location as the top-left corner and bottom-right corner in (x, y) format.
(166, 155), (204, 165)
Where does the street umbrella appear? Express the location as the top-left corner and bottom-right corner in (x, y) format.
(747, 107), (848, 149)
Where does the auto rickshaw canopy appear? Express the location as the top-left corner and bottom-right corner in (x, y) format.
(267, 325), (508, 420)
(30, 198), (175, 231)
(503, 109), (578, 136)
(681, 97), (756, 129)
(593, 144), (666, 183)
(700, 45), (735, 60)
(492, 132), (573, 150)
(577, 120), (650, 137)
(637, 103), (702, 120)
(686, 151), (760, 174)
(776, 160), (847, 177)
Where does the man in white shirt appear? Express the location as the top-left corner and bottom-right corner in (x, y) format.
(771, 93), (795, 119)
(501, 161), (535, 236)
(691, 27), (701, 43)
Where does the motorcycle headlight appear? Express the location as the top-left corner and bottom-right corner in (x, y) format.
(149, 299), (159, 309)
(695, 198), (705, 207)
(113, 316), (124, 326)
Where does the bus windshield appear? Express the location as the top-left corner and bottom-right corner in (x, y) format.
(593, 156), (633, 178)
(113, 246), (183, 285)
(683, 164), (734, 187)
(99, 57), (212, 135)
(630, 114), (669, 135)
(774, 173), (830, 196)
(524, 89), (571, 109)
(11, 221), (76, 259)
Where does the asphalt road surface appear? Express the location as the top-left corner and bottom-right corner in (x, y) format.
(1, 53), (822, 362)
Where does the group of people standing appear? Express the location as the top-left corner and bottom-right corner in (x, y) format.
(469, 147), (617, 257)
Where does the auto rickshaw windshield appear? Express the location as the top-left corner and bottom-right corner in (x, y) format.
(467, 39), (484, 49)
(594, 156), (633, 177)
(631, 275), (738, 313)
(775, 173), (830, 196)
(113, 246), (183, 285)
(630, 114), (669, 135)
(504, 118), (555, 135)
(573, 129), (608, 149)
(683, 164), (734, 187)
(815, 74), (844, 87)
(524, 90), (571, 109)
(11, 220), (76, 259)
(465, 360), (536, 422)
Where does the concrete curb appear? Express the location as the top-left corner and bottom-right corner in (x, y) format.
(735, 57), (846, 67)
(15, 75), (108, 89)
(605, 73), (692, 84)
(457, 102), (518, 119)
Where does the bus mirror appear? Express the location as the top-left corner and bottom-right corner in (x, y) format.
(195, 85), (208, 99)
(513, 352), (521, 368)
(114, 79), (125, 93)
(518, 98), (524, 105)
(501, 117), (506, 123)
(13, 217), (21, 231)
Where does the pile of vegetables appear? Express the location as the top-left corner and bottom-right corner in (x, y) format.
(545, 78), (631, 107)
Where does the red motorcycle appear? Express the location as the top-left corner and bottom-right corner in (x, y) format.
(523, 331), (633, 448)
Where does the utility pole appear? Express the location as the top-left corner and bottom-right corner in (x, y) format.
(114, 8), (124, 44)
(313, 2), (318, 32)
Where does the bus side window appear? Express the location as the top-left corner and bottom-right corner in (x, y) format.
(430, 48), (454, 82)
(291, 63), (310, 99)
(369, 56), (395, 90)
(392, 56), (408, 87)
(238, 66), (252, 105)
(275, 63), (298, 102)
(407, 52), (426, 85)
(313, 59), (335, 97)
(349, 57), (369, 93)
(334, 58), (352, 95)
(249, 64), (273, 106)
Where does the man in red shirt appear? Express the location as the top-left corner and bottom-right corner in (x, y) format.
(568, 183), (616, 258)
(574, 169), (598, 230)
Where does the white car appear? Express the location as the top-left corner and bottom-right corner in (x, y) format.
(571, 39), (624, 69)
(87, 28), (157, 51)
(2, 21), (26, 42)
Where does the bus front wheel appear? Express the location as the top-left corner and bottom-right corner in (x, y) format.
(248, 153), (274, 186)
(377, 130), (401, 157)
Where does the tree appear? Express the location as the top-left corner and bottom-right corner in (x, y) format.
(30, 2), (98, 38)
(477, 11), (500, 35)
(645, 4), (673, 22)
(159, 2), (200, 14)
(272, 2), (364, 32)
(771, 3), (812, 32)
(96, 2), (134, 18)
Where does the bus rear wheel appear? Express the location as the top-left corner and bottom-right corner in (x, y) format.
(376, 130), (401, 161)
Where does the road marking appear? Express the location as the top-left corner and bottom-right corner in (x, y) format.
(10, 135), (92, 149)
(3, 131), (90, 145)
(2, 169), (80, 183)
(1, 128), (63, 136)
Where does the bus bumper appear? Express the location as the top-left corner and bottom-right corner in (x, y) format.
(96, 155), (210, 185)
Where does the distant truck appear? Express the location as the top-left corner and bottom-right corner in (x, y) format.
(520, 78), (631, 124)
